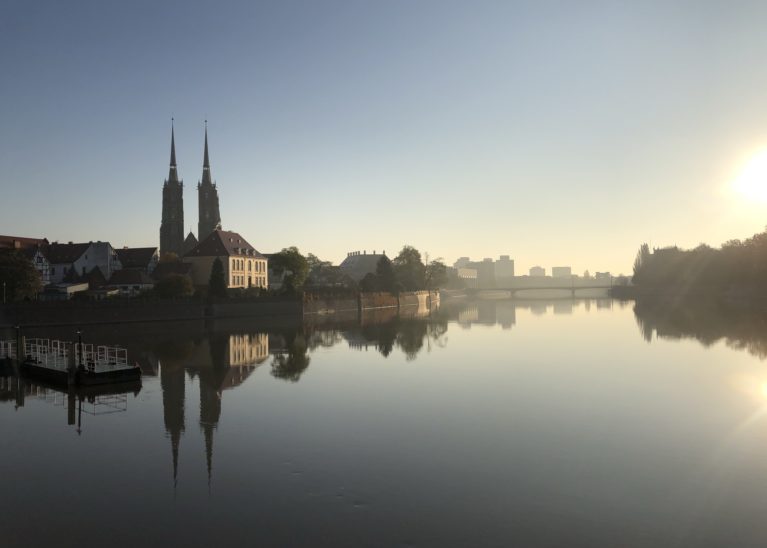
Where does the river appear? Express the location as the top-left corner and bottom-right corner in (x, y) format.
(2, 297), (767, 547)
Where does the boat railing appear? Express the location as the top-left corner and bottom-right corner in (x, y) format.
(5, 338), (134, 374)
(75, 343), (131, 373)
(25, 339), (69, 371)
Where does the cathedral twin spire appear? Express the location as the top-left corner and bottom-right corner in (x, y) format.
(160, 120), (222, 257)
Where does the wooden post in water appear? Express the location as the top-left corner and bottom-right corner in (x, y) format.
(14, 326), (21, 365)
(67, 388), (76, 425)
(67, 338), (77, 386)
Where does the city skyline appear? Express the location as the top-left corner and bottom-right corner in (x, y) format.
(4, 1), (767, 275)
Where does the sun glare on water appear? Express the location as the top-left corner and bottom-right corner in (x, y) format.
(732, 149), (767, 202)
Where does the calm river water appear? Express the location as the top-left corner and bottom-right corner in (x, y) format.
(3, 298), (767, 547)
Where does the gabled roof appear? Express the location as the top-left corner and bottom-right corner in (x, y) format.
(19, 247), (46, 260)
(116, 247), (158, 269)
(185, 229), (265, 259)
(0, 235), (49, 250)
(110, 269), (155, 286)
(46, 242), (91, 264)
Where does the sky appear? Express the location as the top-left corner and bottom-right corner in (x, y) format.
(3, 0), (767, 275)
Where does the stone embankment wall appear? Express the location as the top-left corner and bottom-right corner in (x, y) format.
(303, 290), (439, 316)
(303, 292), (358, 315)
(0, 291), (440, 328)
(359, 292), (399, 310)
(0, 297), (300, 328)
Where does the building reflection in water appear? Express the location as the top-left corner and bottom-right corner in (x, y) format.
(159, 332), (269, 487)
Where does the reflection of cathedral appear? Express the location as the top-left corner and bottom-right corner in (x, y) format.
(160, 332), (269, 486)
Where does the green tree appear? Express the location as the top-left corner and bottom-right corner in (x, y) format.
(0, 250), (42, 302)
(424, 258), (447, 289)
(270, 247), (309, 294)
(306, 253), (331, 272)
(392, 245), (425, 291)
(208, 257), (228, 298)
(632, 243), (651, 283)
(154, 274), (194, 298)
(376, 256), (399, 292)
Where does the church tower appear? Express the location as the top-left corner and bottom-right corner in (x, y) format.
(197, 122), (221, 241)
(160, 120), (185, 257)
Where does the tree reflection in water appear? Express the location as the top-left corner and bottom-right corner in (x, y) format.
(270, 329), (311, 383)
(633, 298), (767, 359)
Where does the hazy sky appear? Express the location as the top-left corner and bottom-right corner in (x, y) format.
(3, 0), (767, 274)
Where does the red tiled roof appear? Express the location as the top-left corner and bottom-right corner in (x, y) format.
(185, 229), (265, 259)
(0, 235), (49, 250)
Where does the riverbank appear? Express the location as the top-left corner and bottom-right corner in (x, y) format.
(0, 290), (440, 328)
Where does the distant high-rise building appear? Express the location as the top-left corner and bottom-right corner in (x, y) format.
(467, 258), (496, 289)
(160, 121), (185, 257)
(529, 266), (545, 277)
(197, 123), (222, 242)
(552, 266), (572, 278)
(495, 255), (515, 284)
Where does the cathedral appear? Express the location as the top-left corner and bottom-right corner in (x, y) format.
(159, 121), (222, 257)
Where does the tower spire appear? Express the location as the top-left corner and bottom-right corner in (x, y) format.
(170, 118), (177, 167)
(161, 117), (185, 257)
(203, 120), (210, 169)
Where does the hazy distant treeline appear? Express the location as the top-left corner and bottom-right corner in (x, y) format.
(632, 229), (767, 293)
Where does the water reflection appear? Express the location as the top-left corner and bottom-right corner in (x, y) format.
(6, 297), (767, 546)
(270, 329), (310, 382)
(158, 331), (270, 485)
(633, 298), (767, 359)
(0, 372), (140, 433)
(0, 298), (647, 495)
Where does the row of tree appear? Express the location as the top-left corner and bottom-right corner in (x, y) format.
(632, 229), (767, 291)
(356, 246), (447, 293)
(267, 245), (449, 295)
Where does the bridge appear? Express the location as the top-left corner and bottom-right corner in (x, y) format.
(472, 281), (614, 298)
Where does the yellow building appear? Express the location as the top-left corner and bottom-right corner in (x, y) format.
(183, 229), (268, 289)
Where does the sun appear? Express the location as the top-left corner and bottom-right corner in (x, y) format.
(732, 149), (767, 202)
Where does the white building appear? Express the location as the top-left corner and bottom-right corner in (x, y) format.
(552, 266), (572, 278)
(529, 266), (545, 277)
(46, 241), (122, 284)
